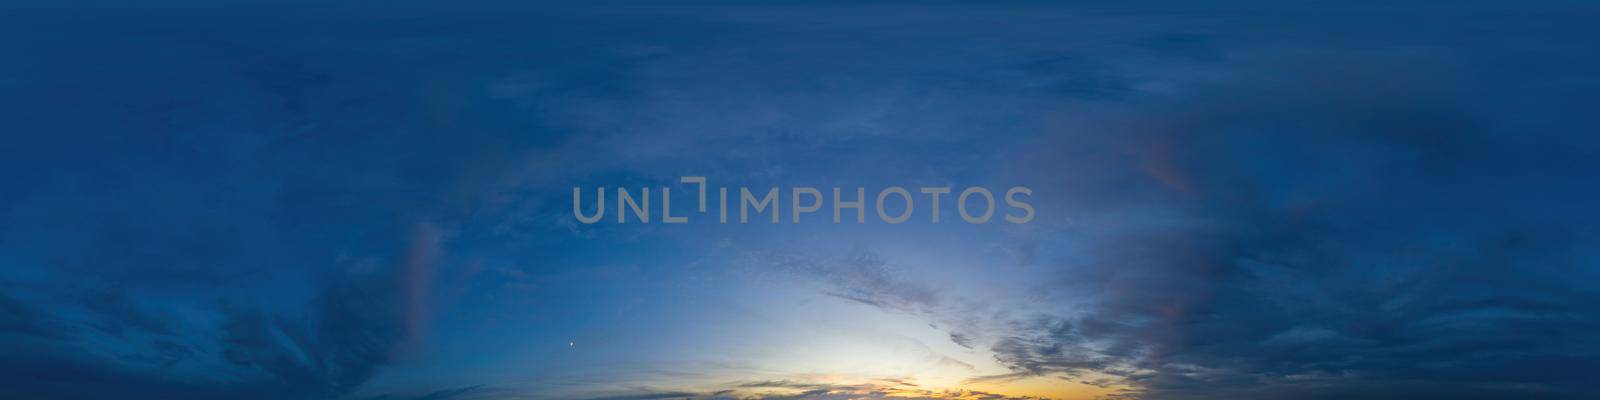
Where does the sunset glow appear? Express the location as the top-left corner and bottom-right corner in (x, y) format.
(4, 2), (1598, 400)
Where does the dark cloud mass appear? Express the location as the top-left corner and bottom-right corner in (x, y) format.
(0, 231), (438, 399)
(984, 26), (1600, 398)
(2, 1), (1598, 400)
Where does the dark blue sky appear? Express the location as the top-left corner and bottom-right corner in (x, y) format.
(2, 2), (1598, 399)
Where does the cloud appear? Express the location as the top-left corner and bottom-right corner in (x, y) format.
(751, 249), (1012, 361)
(586, 392), (702, 400)
(583, 379), (1046, 400)
(361, 384), (494, 400)
(0, 224), (442, 400)
(985, 316), (1139, 380)
(761, 251), (942, 313)
(985, 32), (1600, 399)
(4, 3), (1599, 400)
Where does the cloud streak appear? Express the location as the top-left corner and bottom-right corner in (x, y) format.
(3, 2), (1598, 400)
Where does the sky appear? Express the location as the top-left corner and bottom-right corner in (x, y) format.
(2, 1), (1599, 399)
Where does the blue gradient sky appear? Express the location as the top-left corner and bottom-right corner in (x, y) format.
(3, 2), (1599, 399)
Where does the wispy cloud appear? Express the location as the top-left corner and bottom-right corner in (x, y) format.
(581, 379), (1048, 400)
